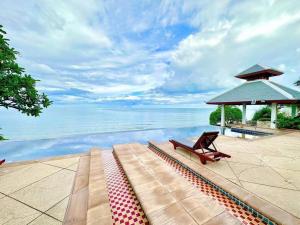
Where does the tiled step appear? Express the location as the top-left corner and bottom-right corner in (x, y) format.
(102, 150), (149, 225)
(63, 154), (90, 225)
(148, 141), (300, 225)
(63, 149), (113, 225)
(87, 150), (112, 225)
(113, 143), (243, 225)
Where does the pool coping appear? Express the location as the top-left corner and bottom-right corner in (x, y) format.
(218, 128), (298, 143)
(63, 153), (90, 225)
(148, 140), (300, 225)
(227, 126), (299, 141)
(63, 148), (113, 225)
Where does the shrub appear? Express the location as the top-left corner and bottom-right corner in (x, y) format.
(0, 136), (5, 141)
(209, 106), (242, 125)
(276, 115), (300, 129)
(0, 128), (6, 140)
(252, 106), (271, 121)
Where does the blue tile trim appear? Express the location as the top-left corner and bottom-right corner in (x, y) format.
(148, 142), (277, 225)
(231, 128), (272, 136)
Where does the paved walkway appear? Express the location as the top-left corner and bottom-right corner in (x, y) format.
(1, 130), (300, 225)
(205, 131), (300, 219)
(0, 155), (80, 225)
(153, 130), (300, 220)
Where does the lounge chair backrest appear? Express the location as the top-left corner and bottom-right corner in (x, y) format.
(193, 131), (219, 149)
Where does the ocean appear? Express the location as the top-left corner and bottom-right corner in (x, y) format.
(0, 105), (213, 141)
(0, 105), (216, 162)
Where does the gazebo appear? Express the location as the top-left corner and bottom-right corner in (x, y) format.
(207, 64), (300, 129)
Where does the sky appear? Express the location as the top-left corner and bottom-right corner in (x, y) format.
(1, 0), (300, 108)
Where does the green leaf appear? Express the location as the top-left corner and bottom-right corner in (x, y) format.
(209, 106), (242, 125)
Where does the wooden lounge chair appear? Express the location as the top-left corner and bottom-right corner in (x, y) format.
(169, 131), (231, 164)
(0, 159), (5, 166)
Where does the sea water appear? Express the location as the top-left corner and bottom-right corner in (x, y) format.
(0, 105), (212, 141)
(0, 104), (215, 162)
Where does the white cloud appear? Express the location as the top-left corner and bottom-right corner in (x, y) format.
(236, 12), (300, 42)
(1, 0), (300, 106)
(30, 63), (57, 74)
(54, 95), (89, 103)
(96, 95), (141, 102)
(278, 64), (286, 71)
(172, 30), (228, 67)
(164, 0), (300, 94)
(64, 81), (154, 95)
(182, 1), (230, 28)
(36, 86), (65, 92)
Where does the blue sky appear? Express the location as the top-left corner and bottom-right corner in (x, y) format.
(1, 0), (300, 107)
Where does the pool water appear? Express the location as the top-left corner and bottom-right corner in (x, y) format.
(0, 125), (266, 162)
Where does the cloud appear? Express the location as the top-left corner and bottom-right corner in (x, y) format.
(236, 12), (300, 42)
(171, 28), (229, 67)
(1, 0), (300, 106)
(163, 0), (300, 94)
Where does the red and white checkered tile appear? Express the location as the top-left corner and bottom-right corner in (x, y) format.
(149, 147), (266, 225)
(102, 151), (149, 225)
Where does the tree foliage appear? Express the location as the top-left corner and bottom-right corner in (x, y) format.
(0, 25), (51, 116)
(209, 106), (242, 125)
(0, 128), (6, 140)
(252, 106), (271, 121)
(0, 25), (51, 140)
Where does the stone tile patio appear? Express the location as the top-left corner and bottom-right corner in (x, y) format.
(29, 215), (61, 225)
(1, 130), (300, 224)
(47, 197), (70, 221)
(0, 156), (80, 225)
(155, 130), (300, 220)
(212, 131), (300, 218)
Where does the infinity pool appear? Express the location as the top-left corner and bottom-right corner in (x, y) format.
(0, 125), (267, 162)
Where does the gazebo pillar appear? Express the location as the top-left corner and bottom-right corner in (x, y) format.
(221, 104), (225, 127)
(242, 103), (247, 125)
(271, 103), (277, 129)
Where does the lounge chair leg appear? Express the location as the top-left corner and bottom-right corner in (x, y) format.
(0, 159), (5, 165)
(170, 140), (177, 150)
(214, 154), (221, 161)
(199, 156), (206, 165)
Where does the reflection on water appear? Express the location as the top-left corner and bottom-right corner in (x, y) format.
(0, 126), (217, 162)
(220, 127), (225, 135)
(0, 125), (266, 163)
